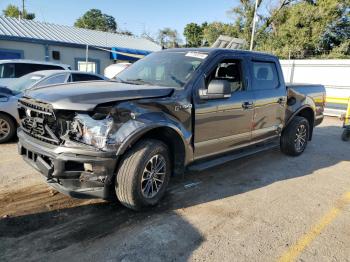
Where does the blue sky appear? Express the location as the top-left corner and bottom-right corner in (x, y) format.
(0, 0), (241, 40)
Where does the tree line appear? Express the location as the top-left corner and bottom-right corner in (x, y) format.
(3, 0), (349, 58)
(182, 0), (350, 59)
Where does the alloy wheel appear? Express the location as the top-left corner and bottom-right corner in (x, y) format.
(295, 124), (307, 152)
(141, 154), (166, 198)
(0, 118), (10, 139)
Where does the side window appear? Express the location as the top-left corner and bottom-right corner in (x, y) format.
(252, 61), (279, 90)
(0, 63), (15, 78)
(72, 73), (103, 82)
(206, 59), (243, 93)
(15, 63), (35, 77)
(36, 74), (67, 87)
(31, 64), (65, 71)
(14, 63), (65, 78)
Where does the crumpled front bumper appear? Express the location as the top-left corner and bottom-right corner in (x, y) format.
(17, 130), (118, 199)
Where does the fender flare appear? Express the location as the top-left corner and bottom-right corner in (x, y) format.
(115, 122), (193, 164)
(285, 105), (315, 127)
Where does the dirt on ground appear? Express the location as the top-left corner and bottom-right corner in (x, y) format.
(0, 117), (350, 262)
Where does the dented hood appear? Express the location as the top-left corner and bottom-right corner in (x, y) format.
(24, 81), (174, 111)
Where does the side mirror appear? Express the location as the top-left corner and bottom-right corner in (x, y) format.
(199, 79), (231, 100)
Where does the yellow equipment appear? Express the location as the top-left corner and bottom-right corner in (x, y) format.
(341, 97), (350, 141)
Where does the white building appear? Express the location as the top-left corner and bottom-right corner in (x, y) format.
(0, 16), (161, 74)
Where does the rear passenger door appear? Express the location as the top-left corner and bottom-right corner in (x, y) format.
(250, 59), (286, 142)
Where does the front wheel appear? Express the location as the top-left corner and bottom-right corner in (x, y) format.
(115, 139), (171, 210)
(0, 113), (16, 143)
(281, 116), (310, 156)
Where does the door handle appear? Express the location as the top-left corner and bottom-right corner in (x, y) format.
(242, 101), (254, 110)
(278, 97), (287, 104)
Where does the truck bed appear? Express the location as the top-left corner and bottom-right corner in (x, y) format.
(286, 83), (326, 126)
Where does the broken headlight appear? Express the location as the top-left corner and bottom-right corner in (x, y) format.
(70, 114), (115, 150)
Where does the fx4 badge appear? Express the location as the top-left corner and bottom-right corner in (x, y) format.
(175, 104), (193, 111)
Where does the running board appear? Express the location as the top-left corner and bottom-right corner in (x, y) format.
(188, 142), (279, 172)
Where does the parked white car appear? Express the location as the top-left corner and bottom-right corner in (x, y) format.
(104, 63), (131, 79)
(0, 59), (71, 87)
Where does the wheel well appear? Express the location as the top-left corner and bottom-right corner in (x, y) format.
(296, 107), (314, 140)
(134, 127), (186, 176)
(0, 111), (17, 127)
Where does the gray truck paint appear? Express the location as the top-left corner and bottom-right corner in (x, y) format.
(16, 48), (326, 199)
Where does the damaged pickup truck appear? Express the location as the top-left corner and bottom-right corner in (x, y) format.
(17, 49), (325, 210)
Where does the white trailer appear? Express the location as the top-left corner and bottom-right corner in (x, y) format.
(280, 59), (350, 116)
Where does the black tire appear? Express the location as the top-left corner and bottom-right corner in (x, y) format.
(281, 116), (310, 156)
(341, 128), (350, 141)
(0, 113), (16, 143)
(115, 139), (171, 210)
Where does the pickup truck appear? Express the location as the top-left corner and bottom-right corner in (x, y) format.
(17, 49), (325, 210)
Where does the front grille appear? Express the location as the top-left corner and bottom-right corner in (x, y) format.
(18, 97), (60, 144)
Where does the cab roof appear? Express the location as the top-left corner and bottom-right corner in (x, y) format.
(161, 48), (278, 60)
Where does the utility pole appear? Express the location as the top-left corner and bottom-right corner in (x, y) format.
(249, 0), (259, 51)
(22, 0), (25, 18)
(85, 44), (89, 72)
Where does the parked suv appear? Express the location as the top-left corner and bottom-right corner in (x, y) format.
(17, 49), (326, 210)
(0, 59), (70, 87)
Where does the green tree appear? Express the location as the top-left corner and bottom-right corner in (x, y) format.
(202, 22), (239, 45)
(158, 28), (180, 48)
(3, 4), (35, 20)
(119, 30), (134, 36)
(228, 0), (295, 49)
(184, 23), (203, 47)
(75, 9), (117, 33)
(257, 0), (350, 58)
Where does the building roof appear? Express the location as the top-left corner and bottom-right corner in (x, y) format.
(0, 16), (161, 52)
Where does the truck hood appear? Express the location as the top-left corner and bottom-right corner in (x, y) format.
(23, 81), (174, 111)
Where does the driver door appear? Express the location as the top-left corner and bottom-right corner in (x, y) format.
(193, 56), (254, 159)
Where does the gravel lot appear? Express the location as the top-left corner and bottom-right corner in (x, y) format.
(0, 117), (349, 262)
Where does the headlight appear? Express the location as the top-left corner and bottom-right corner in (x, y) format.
(71, 114), (114, 150)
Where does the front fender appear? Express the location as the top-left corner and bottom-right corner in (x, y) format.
(109, 115), (193, 166)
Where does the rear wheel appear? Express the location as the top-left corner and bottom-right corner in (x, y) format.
(0, 113), (16, 143)
(341, 128), (350, 141)
(281, 116), (310, 156)
(115, 139), (171, 210)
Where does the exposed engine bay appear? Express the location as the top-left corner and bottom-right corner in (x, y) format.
(18, 97), (135, 152)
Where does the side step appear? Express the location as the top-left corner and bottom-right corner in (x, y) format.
(188, 142), (279, 172)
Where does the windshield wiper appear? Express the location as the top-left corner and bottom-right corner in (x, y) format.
(115, 77), (151, 85)
(125, 78), (153, 85)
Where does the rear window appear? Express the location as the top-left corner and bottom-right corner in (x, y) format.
(252, 61), (279, 90)
(16, 63), (65, 77)
(71, 73), (104, 82)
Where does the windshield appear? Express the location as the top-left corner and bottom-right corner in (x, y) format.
(8, 73), (44, 93)
(117, 51), (207, 88)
